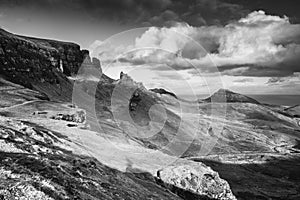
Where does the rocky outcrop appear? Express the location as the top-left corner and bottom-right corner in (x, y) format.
(49, 110), (86, 123)
(0, 28), (89, 101)
(158, 163), (237, 200)
(118, 72), (145, 90)
(150, 88), (177, 99)
(204, 89), (260, 104)
(75, 54), (103, 82)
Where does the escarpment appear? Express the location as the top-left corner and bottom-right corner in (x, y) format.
(0, 28), (102, 101)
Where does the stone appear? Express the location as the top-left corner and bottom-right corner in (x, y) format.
(159, 163), (237, 200)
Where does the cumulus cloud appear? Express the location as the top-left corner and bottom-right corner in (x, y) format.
(87, 10), (300, 94)
(104, 10), (300, 78)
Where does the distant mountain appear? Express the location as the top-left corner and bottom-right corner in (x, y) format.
(203, 88), (260, 104)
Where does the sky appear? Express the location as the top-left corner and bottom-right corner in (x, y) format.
(0, 0), (299, 95)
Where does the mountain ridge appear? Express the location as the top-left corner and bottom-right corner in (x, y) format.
(203, 88), (260, 104)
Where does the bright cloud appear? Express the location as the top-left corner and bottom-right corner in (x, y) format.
(89, 10), (300, 94)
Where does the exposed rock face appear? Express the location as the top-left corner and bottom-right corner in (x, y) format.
(150, 88), (177, 99)
(204, 89), (260, 104)
(159, 164), (237, 200)
(49, 110), (86, 123)
(0, 28), (88, 101)
(76, 55), (102, 81)
(118, 72), (145, 90)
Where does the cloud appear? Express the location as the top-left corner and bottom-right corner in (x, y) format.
(146, 10), (180, 27)
(135, 24), (222, 56)
(106, 10), (300, 77)
(152, 71), (189, 80)
(179, 0), (248, 26)
(233, 78), (254, 83)
(0, 0), (172, 24)
(266, 72), (300, 85)
(265, 73), (300, 93)
(88, 40), (103, 57)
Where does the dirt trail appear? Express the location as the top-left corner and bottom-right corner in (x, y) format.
(0, 100), (44, 111)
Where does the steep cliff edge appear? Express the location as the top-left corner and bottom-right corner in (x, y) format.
(0, 28), (102, 101)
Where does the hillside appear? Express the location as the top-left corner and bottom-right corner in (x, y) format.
(0, 28), (300, 200)
(0, 28), (238, 200)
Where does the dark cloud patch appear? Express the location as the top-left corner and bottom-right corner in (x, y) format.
(178, 0), (249, 26)
(0, 0), (249, 26)
(266, 73), (300, 86)
(220, 64), (297, 77)
(146, 10), (180, 27)
(0, 0), (172, 25)
(266, 77), (286, 84)
(1, 0), (299, 28)
(117, 57), (147, 66)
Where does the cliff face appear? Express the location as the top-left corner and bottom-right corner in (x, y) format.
(19, 36), (90, 77)
(0, 28), (91, 101)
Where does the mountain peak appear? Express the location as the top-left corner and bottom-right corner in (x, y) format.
(118, 71), (146, 90)
(204, 88), (260, 104)
(215, 88), (234, 94)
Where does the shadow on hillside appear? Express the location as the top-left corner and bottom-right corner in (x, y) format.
(192, 156), (300, 200)
(0, 151), (182, 200)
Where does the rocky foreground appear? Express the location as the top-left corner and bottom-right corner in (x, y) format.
(1, 28), (300, 200)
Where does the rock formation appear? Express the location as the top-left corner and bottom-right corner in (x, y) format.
(159, 163), (237, 200)
(150, 88), (178, 99)
(0, 28), (88, 101)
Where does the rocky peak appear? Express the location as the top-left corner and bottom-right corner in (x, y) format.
(77, 55), (103, 80)
(118, 71), (145, 90)
(204, 88), (260, 104)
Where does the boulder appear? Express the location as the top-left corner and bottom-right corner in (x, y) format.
(158, 163), (237, 200)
